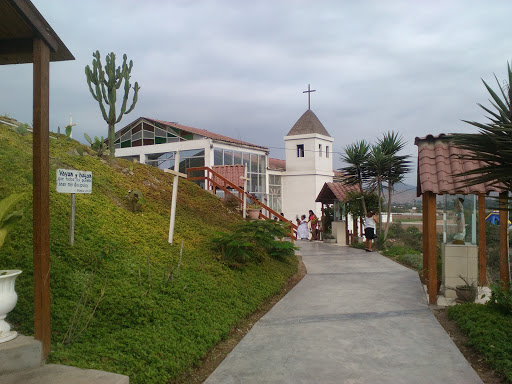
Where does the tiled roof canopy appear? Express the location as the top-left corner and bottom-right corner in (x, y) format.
(315, 182), (361, 204)
(415, 133), (504, 196)
(286, 109), (331, 137)
(212, 165), (245, 189)
(268, 158), (286, 171)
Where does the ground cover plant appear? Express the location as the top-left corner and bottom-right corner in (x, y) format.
(448, 301), (512, 382)
(0, 121), (298, 383)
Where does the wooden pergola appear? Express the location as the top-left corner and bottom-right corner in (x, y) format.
(315, 182), (361, 244)
(0, 0), (74, 359)
(416, 134), (510, 304)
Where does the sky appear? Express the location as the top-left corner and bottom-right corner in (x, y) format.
(2, 0), (512, 185)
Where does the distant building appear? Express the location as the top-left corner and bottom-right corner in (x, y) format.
(113, 109), (335, 220)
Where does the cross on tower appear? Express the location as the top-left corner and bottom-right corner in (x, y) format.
(303, 84), (316, 110)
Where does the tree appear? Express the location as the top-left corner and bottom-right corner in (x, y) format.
(378, 132), (411, 240)
(341, 140), (371, 216)
(85, 51), (140, 157)
(341, 133), (411, 241)
(452, 62), (512, 190)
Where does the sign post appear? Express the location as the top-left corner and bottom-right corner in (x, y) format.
(56, 169), (92, 245)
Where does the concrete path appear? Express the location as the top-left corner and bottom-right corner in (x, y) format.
(205, 241), (483, 384)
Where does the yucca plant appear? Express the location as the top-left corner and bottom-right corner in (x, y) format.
(452, 62), (512, 191)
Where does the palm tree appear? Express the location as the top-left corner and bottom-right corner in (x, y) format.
(452, 62), (512, 190)
(378, 132), (411, 240)
(366, 144), (389, 234)
(341, 140), (371, 216)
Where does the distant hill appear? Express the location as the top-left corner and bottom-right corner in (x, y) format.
(0, 120), (297, 383)
(391, 182), (419, 204)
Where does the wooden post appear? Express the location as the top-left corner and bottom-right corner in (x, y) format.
(478, 193), (487, 286)
(33, 38), (51, 360)
(422, 193), (428, 282)
(69, 193), (75, 246)
(168, 151), (180, 244)
(499, 192), (510, 286)
(423, 192), (437, 304)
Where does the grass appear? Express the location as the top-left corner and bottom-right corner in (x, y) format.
(0, 121), (298, 383)
(448, 303), (512, 382)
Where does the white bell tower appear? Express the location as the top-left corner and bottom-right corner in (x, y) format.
(281, 87), (334, 221)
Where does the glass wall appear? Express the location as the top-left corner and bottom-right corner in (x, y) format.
(214, 148), (266, 199)
(115, 120), (193, 148)
(268, 174), (282, 213)
(145, 149), (205, 172)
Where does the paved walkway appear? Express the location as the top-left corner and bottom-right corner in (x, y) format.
(205, 241), (483, 384)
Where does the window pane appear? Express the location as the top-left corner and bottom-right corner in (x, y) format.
(259, 174), (266, 192)
(251, 154), (258, 172)
(143, 130), (154, 139)
(243, 153), (250, 168)
(259, 155), (265, 173)
(132, 130), (142, 141)
(250, 174), (259, 192)
(233, 151), (242, 165)
(214, 148), (223, 165)
(224, 150), (233, 165)
(297, 144), (304, 157)
(319, 144), (322, 157)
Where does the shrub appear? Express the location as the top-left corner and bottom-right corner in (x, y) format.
(487, 283), (512, 316)
(448, 303), (512, 381)
(211, 220), (297, 267)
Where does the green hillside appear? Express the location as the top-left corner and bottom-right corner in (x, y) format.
(0, 121), (298, 383)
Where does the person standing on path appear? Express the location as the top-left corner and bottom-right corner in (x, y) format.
(364, 210), (378, 252)
(308, 210), (319, 241)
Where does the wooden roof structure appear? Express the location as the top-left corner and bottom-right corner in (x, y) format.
(315, 182), (360, 204)
(415, 133), (510, 304)
(415, 134), (505, 196)
(1, 0), (74, 360)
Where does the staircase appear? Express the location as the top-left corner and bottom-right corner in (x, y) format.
(0, 335), (128, 383)
(187, 166), (297, 238)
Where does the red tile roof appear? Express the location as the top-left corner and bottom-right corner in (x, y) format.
(315, 182), (361, 203)
(415, 134), (504, 196)
(212, 165), (245, 189)
(147, 118), (268, 150)
(268, 158), (286, 171)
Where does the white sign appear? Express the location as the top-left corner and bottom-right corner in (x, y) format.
(56, 169), (92, 194)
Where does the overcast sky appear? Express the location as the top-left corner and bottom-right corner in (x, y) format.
(2, 0), (512, 185)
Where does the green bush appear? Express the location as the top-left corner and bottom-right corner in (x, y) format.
(211, 220), (297, 267)
(448, 303), (512, 381)
(487, 283), (512, 316)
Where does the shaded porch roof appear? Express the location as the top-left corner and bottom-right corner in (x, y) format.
(415, 133), (505, 196)
(315, 182), (361, 204)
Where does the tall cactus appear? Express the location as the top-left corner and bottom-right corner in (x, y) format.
(85, 51), (140, 157)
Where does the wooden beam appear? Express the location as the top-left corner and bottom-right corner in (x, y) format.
(33, 38), (51, 360)
(422, 193), (428, 282)
(478, 193), (487, 286)
(424, 192), (437, 304)
(499, 192), (510, 286)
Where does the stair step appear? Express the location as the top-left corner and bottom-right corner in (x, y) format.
(0, 364), (129, 384)
(0, 335), (42, 375)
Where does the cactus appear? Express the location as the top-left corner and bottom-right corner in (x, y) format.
(85, 51), (140, 157)
(84, 133), (107, 156)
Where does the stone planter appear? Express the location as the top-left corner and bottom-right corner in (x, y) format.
(247, 209), (260, 220)
(0, 270), (22, 343)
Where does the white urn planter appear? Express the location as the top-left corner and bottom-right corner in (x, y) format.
(0, 270), (22, 343)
